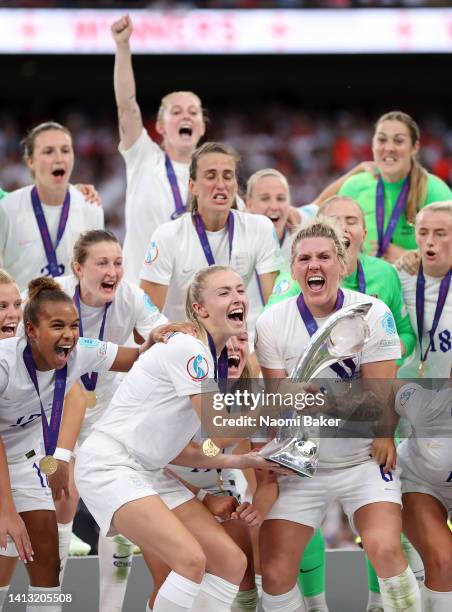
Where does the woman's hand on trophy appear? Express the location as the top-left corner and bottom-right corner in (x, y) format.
(239, 451), (293, 475)
(371, 437), (397, 473)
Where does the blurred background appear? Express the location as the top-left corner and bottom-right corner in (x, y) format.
(1, 0), (451, 548)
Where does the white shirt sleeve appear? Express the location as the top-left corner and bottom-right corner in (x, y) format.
(0, 203), (9, 268)
(0, 360), (8, 395)
(139, 223), (175, 284)
(361, 301), (402, 364)
(133, 286), (169, 338)
(253, 216), (284, 275)
(163, 335), (218, 398)
(254, 308), (286, 370)
(120, 128), (161, 169)
(75, 339), (119, 376)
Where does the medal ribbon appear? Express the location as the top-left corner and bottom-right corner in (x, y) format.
(23, 343), (67, 456)
(193, 212), (235, 266)
(296, 290), (356, 380)
(356, 260), (366, 294)
(74, 285), (111, 392)
(165, 154), (187, 220)
(30, 186), (70, 277)
(207, 332), (228, 394)
(375, 176), (409, 258)
(415, 263), (451, 367)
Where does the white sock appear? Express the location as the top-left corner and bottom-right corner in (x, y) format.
(366, 590), (383, 611)
(378, 567), (421, 611)
(98, 533), (133, 612)
(57, 521), (73, 585)
(26, 586), (61, 612)
(192, 573), (240, 611)
(231, 586), (258, 610)
(255, 574), (263, 598)
(262, 584), (306, 611)
(0, 586), (9, 610)
(401, 537), (425, 584)
(145, 603), (152, 612)
(154, 571), (201, 611)
(304, 592), (329, 611)
(422, 585), (452, 612)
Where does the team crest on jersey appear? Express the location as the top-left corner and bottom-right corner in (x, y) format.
(273, 278), (291, 296)
(187, 354), (209, 380)
(144, 241), (158, 265)
(399, 386), (417, 406)
(143, 294), (159, 313)
(380, 312), (396, 335)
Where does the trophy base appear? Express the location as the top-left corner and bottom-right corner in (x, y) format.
(259, 438), (319, 478)
(263, 456), (315, 478)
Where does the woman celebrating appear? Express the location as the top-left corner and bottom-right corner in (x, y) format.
(0, 122), (104, 291)
(0, 275), (154, 611)
(398, 201), (451, 379)
(139, 143), (282, 324)
(111, 15), (206, 284)
(319, 111), (451, 263)
(54, 228), (168, 612)
(254, 218), (421, 611)
(75, 266), (284, 612)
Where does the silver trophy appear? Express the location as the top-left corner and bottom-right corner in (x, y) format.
(259, 302), (372, 477)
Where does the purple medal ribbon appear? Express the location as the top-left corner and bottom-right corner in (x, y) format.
(207, 332), (228, 394)
(415, 263), (451, 367)
(165, 154), (187, 220)
(30, 186), (70, 277)
(193, 212), (235, 266)
(356, 260), (366, 294)
(73, 285), (111, 392)
(296, 290), (356, 381)
(375, 176), (409, 258)
(23, 343), (67, 457)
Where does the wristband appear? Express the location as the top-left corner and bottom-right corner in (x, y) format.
(196, 489), (208, 502)
(53, 447), (73, 463)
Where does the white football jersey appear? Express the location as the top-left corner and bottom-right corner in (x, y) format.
(397, 270), (452, 378)
(139, 209), (283, 322)
(0, 185), (103, 291)
(0, 336), (117, 461)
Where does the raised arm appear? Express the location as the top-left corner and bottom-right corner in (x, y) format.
(111, 15), (144, 150)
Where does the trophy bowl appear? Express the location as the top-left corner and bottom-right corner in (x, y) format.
(259, 301), (372, 477)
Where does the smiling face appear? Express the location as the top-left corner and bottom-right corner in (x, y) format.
(291, 237), (345, 316)
(322, 198), (366, 266)
(157, 92), (205, 154)
(73, 241), (124, 307)
(372, 120), (418, 182)
(26, 300), (80, 371)
(189, 152), (238, 215)
(26, 129), (74, 191)
(226, 331), (249, 379)
(416, 209), (452, 276)
(246, 174), (290, 240)
(0, 283), (22, 339)
(192, 269), (248, 340)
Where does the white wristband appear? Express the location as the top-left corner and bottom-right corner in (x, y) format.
(53, 447), (73, 463)
(196, 489), (208, 502)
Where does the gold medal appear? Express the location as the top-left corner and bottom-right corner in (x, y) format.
(39, 455), (58, 476)
(418, 361), (425, 378)
(86, 390), (97, 409)
(202, 439), (220, 457)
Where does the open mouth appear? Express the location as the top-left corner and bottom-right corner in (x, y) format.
(55, 344), (71, 357)
(101, 281), (116, 291)
(0, 323), (16, 337)
(268, 215), (280, 224)
(227, 354), (240, 369)
(52, 169), (65, 177)
(343, 237), (351, 249)
(426, 250), (436, 257)
(307, 275), (325, 291)
(227, 308), (244, 323)
(213, 193), (228, 204)
(179, 125), (193, 137)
